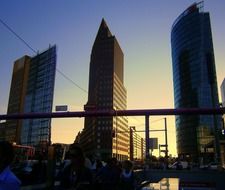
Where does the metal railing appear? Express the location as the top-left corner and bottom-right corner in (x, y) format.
(1, 107), (225, 120)
(1, 107), (225, 162)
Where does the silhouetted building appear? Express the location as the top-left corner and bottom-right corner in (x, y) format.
(221, 78), (225, 135)
(6, 45), (56, 146)
(220, 78), (225, 167)
(6, 56), (31, 143)
(79, 19), (128, 161)
(129, 127), (145, 161)
(171, 2), (221, 163)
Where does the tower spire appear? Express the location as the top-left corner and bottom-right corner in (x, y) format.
(95, 18), (112, 42)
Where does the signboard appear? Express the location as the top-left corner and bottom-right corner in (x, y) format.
(55, 105), (68, 112)
(149, 138), (158, 149)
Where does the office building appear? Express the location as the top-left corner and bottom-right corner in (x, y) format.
(221, 78), (225, 134)
(6, 56), (31, 143)
(6, 45), (56, 146)
(220, 78), (225, 167)
(171, 2), (221, 163)
(129, 127), (145, 161)
(79, 19), (128, 160)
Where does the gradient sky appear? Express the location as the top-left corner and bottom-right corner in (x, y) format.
(1, 0), (225, 156)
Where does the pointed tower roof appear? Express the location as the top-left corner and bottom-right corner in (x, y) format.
(94, 18), (113, 42)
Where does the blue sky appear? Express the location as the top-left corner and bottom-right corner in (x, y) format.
(1, 0), (225, 156)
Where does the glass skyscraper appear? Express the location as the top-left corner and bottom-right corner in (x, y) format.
(7, 45), (56, 146)
(78, 19), (128, 160)
(171, 2), (221, 163)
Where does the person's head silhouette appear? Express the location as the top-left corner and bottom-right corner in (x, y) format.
(0, 141), (14, 172)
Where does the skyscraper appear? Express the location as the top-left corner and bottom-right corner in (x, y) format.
(171, 2), (221, 163)
(6, 56), (31, 143)
(79, 19), (128, 160)
(129, 127), (145, 161)
(6, 45), (56, 146)
(221, 78), (225, 134)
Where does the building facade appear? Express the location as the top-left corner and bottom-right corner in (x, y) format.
(129, 127), (145, 161)
(6, 45), (56, 146)
(171, 2), (221, 163)
(6, 56), (31, 143)
(220, 79), (225, 167)
(79, 19), (128, 161)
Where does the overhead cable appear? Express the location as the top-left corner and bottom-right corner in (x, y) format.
(0, 17), (87, 94)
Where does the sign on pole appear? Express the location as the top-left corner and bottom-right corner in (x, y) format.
(149, 138), (158, 150)
(55, 105), (68, 112)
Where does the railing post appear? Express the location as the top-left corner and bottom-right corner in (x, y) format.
(145, 115), (150, 159)
(164, 118), (168, 157)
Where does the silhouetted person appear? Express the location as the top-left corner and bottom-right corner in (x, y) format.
(95, 159), (103, 172)
(60, 143), (92, 190)
(0, 141), (21, 190)
(95, 157), (121, 190)
(119, 160), (136, 190)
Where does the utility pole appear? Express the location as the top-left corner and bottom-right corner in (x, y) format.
(164, 118), (168, 168)
(145, 115), (150, 159)
(164, 118), (168, 158)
